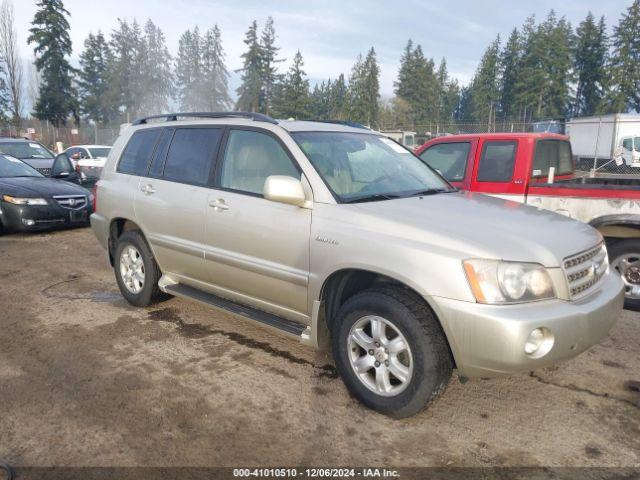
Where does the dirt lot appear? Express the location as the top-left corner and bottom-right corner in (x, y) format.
(0, 227), (638, 469)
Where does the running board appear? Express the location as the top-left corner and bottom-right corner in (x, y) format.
(163, 283), (307, 337)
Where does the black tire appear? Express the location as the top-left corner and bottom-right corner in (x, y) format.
(331, 285), (453, 418)
(608, 238), (640, 311)
(113, 230), (164, 307)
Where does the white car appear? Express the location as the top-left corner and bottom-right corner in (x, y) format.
(64, 144), (112, 182)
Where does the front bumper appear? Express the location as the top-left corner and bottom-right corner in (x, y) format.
(431, 271), (624, 378)
(0, 200), (92, 232)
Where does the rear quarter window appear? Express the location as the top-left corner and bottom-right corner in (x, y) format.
(117, 129), (162, 176)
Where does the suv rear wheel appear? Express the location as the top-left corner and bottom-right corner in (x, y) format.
(609, 238), (640, 311)
(114, 230), (164, 307)
(331, 286), (452, 418)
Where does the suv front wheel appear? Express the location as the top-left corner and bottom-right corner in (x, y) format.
(332, 286), (452, 418)
(114, 230), (164, 307)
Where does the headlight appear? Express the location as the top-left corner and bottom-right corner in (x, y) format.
(463, 259), (555, 304)
(2, 195), (48, 206)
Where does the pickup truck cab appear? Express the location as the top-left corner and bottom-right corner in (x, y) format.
(416, 132), (640, 309)
(91, 114), (623, 417)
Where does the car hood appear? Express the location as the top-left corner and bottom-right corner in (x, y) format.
(0, 176), (89, 198)
(347, 191), (601, 268)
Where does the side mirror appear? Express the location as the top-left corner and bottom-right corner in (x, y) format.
(263, 175), (306, 207)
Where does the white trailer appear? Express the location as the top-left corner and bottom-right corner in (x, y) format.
(567, 114), (640, 168)
(380, 130), (416, 148)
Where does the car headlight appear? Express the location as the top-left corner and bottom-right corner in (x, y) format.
(463, 259), (555, 304)
(2, 195), (48, 206)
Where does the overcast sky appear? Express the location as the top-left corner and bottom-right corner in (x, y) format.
(14, 0), (633, 98)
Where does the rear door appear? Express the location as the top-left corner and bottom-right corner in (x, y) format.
(469, 139), (526, 201)
(133, 126), (224, 284)
(203, 127), (311, 322)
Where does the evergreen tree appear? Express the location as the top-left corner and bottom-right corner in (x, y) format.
(348, 48), (380, 126)
(140, 19), (173, 115)
(272, 50), (310, 119)
(78, 31), (114, 124)
(329, 73), (347, 119)
(436, 58), (459, 124)
(309, 79), (331, 119)
(259, 17), (283, 114)
(573, 13), (608, 116)
(200, 25), (231, 111)
(0, 61), (10, 124)
(27, 0), (77, 126)
(466, 36), (501, 124)
(607, 0), (640, 112)
(109, 19), (146, 121)
(175, 27), (202, 111)
(236, 21), (263, 112)
(499, 28), (521, 118)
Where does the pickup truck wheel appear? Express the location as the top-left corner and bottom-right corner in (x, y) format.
(331, 286), (452, 418)
(609, 239), (640, 311)
(114, 230), (164, 307)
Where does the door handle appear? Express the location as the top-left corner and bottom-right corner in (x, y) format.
(209, 199), (229, 211)
(140, 183), (156, 195)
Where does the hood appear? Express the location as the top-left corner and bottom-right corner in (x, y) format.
(347, 192), (601, 268)
(0, 176), (89, 198)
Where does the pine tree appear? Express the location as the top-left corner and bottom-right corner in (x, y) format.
(259, 17), (283, 114)
(140, 19), (173, 115)
(109, 19), (146, 121)
(27, 0), (77, 126)
(499, 28), (521, 118)
(175, 27), (202, 111)
(545, 14), (574, 117)
(329, 73), (347, 119)
(272, 50), (310, 119)
(236, 21), (263, 112)
(348, 48), (380, 126)
(309, 79), (331, 119)
(607, 0), (640, 113)
(200, 25), (231, 111)
(466, 36), (501, 124)
(436, 58), (459, 124)
(572, 13), (608, 116)
(78, 31), (113, 124)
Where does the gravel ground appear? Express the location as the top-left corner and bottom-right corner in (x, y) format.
(0, 228), (638, 470)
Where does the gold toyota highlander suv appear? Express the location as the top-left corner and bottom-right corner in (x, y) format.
(91, 112), (624, 417)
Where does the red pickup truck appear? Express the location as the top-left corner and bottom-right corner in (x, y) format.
(415, 132), (640, 309)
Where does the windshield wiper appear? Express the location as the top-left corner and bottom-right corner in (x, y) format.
(343, 193), (404, 204)
(408, 188), (456, 197)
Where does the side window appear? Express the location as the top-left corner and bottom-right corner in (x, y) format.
(477, 141), (516, 182)
(220, 129), (299, 195)
(532, 140), (573, 177)
(163, 128), (222, 185)
(419, 142), (470, 182)
(622, 138), (633, 151)
(148, 128), (174, 178)
(117, 129), (162, 176)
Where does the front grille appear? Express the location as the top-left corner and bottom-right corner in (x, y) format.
(53, 195), (87, 210)
(563, 243), (608, 299)
(36, 167), (51, 176)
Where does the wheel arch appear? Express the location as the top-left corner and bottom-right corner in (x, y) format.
(317, 267), (457, 367)
(108, 217), (143, 266)
(590, 214), (640, 240)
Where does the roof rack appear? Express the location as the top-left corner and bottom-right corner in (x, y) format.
(131, 111), (278, 126)
(307, 119), (370, 130)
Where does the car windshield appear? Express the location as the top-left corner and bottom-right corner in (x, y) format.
(0, 154), (43, 178)
(88, 147), (111, 157)
(0, 141), (54, 159)
(292, 132), (453, 203)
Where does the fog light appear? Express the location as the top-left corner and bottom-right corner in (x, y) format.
(22, 219), (35, 226)
(524, 327), (554, 357)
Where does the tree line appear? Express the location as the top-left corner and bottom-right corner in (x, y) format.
(4, 0), (640, 129)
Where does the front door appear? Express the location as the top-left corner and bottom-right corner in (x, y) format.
(203, 128), (311, 321)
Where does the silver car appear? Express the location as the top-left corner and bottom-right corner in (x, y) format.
(91, 112), (624, 417)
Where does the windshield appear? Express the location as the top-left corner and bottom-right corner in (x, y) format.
(292, 132), (453, 202)
(0, 154), (43, 178)
(0, 141), (54, 159)
(88, 147), (111, 158)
